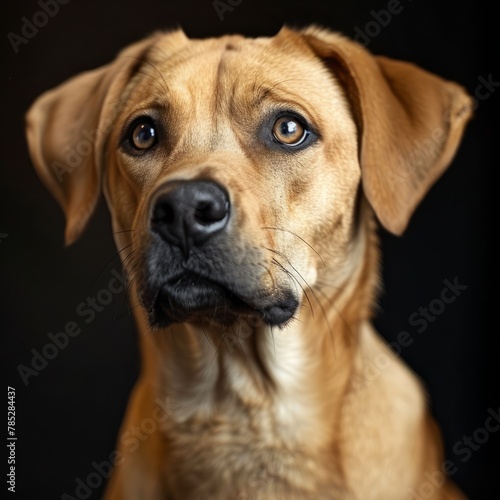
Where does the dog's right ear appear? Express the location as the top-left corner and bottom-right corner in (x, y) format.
(295, 26), (472, 235)
(26, 32), (184, 245)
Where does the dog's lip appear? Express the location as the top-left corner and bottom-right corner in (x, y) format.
(166, 271), (229, 290)
(152, 270), (299, 326)
(156, 271), (257, 315)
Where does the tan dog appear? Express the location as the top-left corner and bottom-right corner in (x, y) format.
(26, 26), (471, 499)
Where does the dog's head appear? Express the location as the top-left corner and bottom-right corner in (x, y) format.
(26, 27), (472, 329)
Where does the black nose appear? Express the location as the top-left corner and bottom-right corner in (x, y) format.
(151, 180), (230, 256)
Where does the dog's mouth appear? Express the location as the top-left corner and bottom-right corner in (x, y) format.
(146, 271), (298, 328)
(138, 179), (300, 329)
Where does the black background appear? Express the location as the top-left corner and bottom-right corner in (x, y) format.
(1, 0), (497, 498)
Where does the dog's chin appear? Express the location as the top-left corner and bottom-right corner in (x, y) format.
(142, 273), (299, 329)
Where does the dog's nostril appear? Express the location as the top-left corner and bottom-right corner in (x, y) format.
(153, 203), (175, 225)
(194, 199), (228, 226)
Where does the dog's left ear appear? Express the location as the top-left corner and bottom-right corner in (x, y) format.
(25, 32), (171, 245)
(295, 26), (473, 235)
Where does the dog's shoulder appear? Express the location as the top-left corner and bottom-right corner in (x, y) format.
(340, 323), (429, 495)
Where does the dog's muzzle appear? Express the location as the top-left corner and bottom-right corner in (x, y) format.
(138, 179), (299, 328)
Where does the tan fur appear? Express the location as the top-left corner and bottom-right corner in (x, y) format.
(26, 26), (471, 499)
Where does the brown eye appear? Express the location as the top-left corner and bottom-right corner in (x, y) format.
(130, 119), (157, 150)
(272, 116), (307, 145)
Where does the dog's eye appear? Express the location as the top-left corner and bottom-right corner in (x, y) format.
(272, 116), (308, 146)
(129, 118), (157, 150)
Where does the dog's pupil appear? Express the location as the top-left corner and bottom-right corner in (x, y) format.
(133, 123), (155, 148)
(281, 120), (297, 136)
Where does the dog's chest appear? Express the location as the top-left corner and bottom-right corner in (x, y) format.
(161, 357), (344, 498)
(155, 321), (349, 497)
(163, 404), (343, 499)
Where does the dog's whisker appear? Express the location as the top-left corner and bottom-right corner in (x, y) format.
(142, 322), (154, 337)
(229, 323), (245, 357)
(261, 227), (325, 267)
(85, 243), (133, 297)
(120, 252), (137, 276)
(124, 274), (140, 315)
(314, 286), (357, 346)
(257, 262), (277, 289)
(124, 301), (144, 317)
(113, 263), (133, 321)
(269, 256), (300, 291)
(207, 329), (228, 372)
(270, 324), (276, 359)
(118, 53), (170, 95)
(264, 247), (314, 312)
(200, 324), (217, 352)
(79, 228), (135, 244)
(167, 325), (181, 349)
(269, 252), (337, 354)
(112, 229), (135, 237)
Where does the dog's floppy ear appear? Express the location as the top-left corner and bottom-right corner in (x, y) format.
(26, 32), (172, 245)
(296, 26), (472, 235)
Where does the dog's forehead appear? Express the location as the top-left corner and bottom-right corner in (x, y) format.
(139, 32), (341, 108)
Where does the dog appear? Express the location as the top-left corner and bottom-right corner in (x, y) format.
(26, 25), (472, 499)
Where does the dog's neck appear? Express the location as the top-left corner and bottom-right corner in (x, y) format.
(125, 208), (379, 458)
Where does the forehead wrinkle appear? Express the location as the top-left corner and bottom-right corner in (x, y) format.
(166, 42), (245, 153)
(251, 86), (315, 113)
(217, 47), (335, 129)
(128, 100), (169, 117)
(210, 47), (236, 150)
(118, 59), (175, 114)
